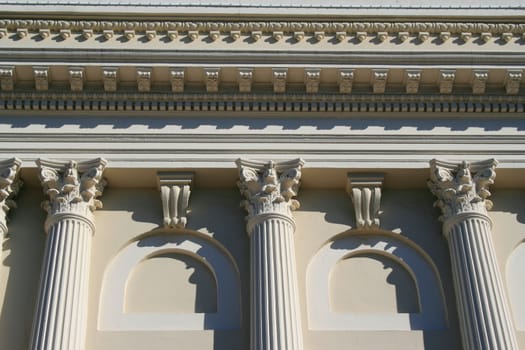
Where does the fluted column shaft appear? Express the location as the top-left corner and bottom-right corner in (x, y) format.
(429, 159), (518, 350)
(30, 158), (107, 350)
(30, 216), (92, 350)
(250, 216), (303, 350)
(446, 214), (518, 350)
(237, 159), (304, 350)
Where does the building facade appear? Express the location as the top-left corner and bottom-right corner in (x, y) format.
(0, 1), (524, 349)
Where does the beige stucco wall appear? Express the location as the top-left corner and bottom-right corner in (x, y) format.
(0, 184), (524, 349)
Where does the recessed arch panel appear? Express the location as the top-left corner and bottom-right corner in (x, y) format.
(98, 230), (241, 331)
(306, 232), (447, 331)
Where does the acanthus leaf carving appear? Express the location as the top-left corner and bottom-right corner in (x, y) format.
(428, 159), (497, 223)
(237, 159), (304, 225)
(37, 158), (107, 232)
(0, 158), (22, 235)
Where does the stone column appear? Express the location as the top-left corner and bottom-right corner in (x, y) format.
(237, 159), (304, 350)
(428, 159), (518, 350)
(0, 158), (22, 236)
(30, 158), (107, 350)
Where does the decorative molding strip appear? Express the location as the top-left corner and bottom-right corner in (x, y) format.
(1, 91), (523, 113)
(0, 1), (524, 9)
(346, 173), (383, 229)
(157, 172), (194, 229)
(0, 20), (524, 47)
(0, 19), (524, 35)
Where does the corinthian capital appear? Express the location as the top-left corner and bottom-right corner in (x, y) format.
(37, 158), (107, 232)
(0, 158), (22, 235)
(237, 159), (304, 229)
(428, 159), (497, 224)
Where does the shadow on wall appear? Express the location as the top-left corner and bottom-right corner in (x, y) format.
(307, 230), (449, 332)
(4, 115), (525, 132)
(125, 251), (217, 314)
(0, 187), (46, 350)
(330, 252), (419, 314)
(98, 229), (242, 333)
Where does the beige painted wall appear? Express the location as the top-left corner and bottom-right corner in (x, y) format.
(0, 185), (524, 350)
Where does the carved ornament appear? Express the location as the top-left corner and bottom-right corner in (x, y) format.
(37, 158), (107, 233)
(137, 68), (152, 93)
(372, 69), (388, 94)
(472, 70), (489, 94)
(103, 67), (118, 92)
(304, 69), (321, 94)
(272, 68), (287, 93)
(346, 173), (383, 229)
(68, 67), (84, 92)
(33, 66), (49, 91)
(157, 172), (193, 229)
(338, 69), (354, 94)
(0, 19), (521, 47)
(0, 66), (15, 92)
(439, 70), (456, 94)
(405, 70), (421, 94)
(0, 158), (22, 235)
(204, 68), (220, 93)
(237, 159), (304, 232)
(238, 68), (253, 93)
(428, 159), (497, 226)
(170, 68), (185, 93)
(504, 70), (522, 95)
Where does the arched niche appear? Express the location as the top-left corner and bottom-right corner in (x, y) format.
(306, 231), (447, 331)
(506, 240), (525, 331)
(98, 229), (241, 331)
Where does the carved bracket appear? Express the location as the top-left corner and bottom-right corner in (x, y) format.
(0, 158), (22, 235)
(157, 172), (194, 229)
(346, 173), (384, 229)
